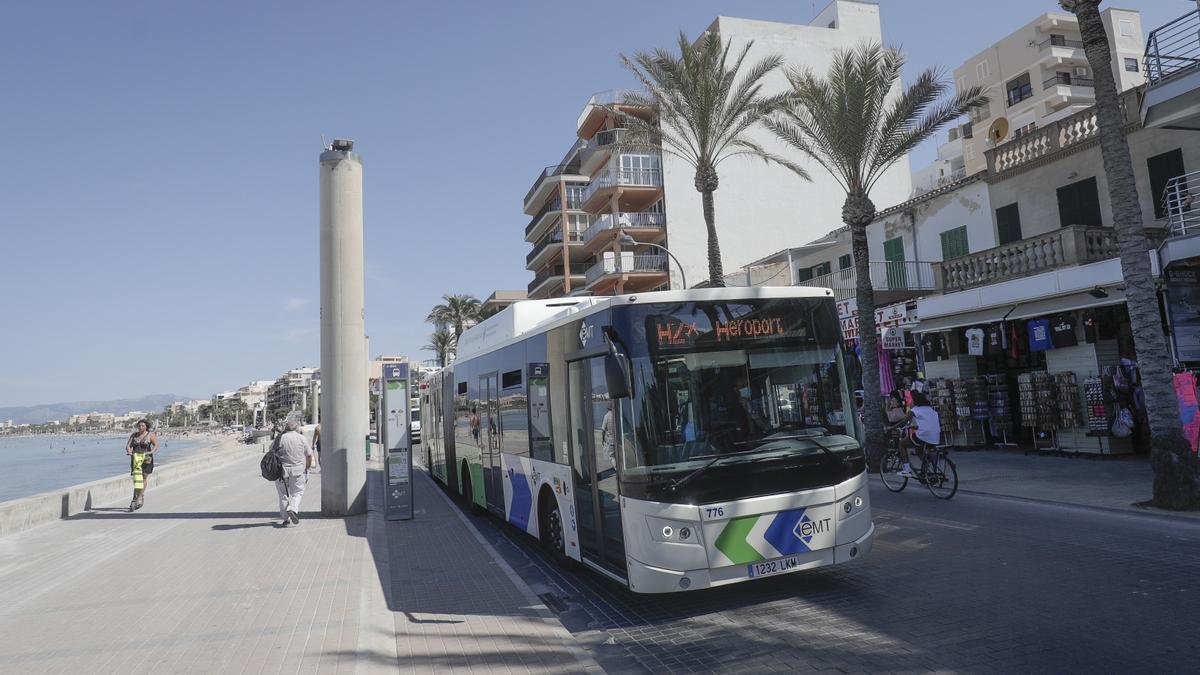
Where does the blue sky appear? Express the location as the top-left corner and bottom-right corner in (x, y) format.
(0, 1), (1177, 408)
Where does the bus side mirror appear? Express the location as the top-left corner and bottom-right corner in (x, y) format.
(605, 352), (631, 399)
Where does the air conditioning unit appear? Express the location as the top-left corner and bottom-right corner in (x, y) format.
(1074, 66), (1089, 77)
(961, 122), (974, 139)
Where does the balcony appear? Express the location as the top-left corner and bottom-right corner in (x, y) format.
(584, 253), (667, 287)
(582, 212), (665, 248)
(1159, 170), (1200, 269)
(986, 88), (1138, 176)
(580, 162), (663, 212)
(524, 183), (588, 241)
(1042, 73), (1094, 91)
(577, 89), (642, 137)
(796, 261), (936, 302)
(527, 263), (585, 296)
(525, 224), (586, 268)
(935, 225), (1130, 292)
(1036, 36), (1085, 67)
(1143, 9), (1200, 130)
(580, 128), (626, 173)
(523, 160), (583, 213)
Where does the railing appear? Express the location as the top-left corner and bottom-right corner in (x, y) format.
(524, 196), (560, 237)
(582, 164), (663, 204)
(986, 88), (1138, 174)
(581, 128), (626, 166)
(523, 160), (582, 206)
(1163, 169), (1200, 237)
(936, 225), (1120, 292)
(526, 224), (587, 266)
(583, 212), (666, 242)
(527, 263), (584, 294)
(1145, 9), (1200, 86)
(1038, 37), (1083, 50)
(584, 254), (667, 286)
(796, 261), (936, 301)
(1042, 73), (1094, 90)
(525, 182), (589, 237)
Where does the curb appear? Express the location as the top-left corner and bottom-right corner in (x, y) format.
(953, 487), (1200, 524)
(423, 468), (606, 674)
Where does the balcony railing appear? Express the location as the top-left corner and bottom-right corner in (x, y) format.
(1042, 73), (1094, 90)
(796, 261), (936, 301)
(986, 89), (1137, 175)
(582, 164), (663, 204)
(1145, 9), (1200, 86)
(526, 224), (586, 266)
(527, 263), (584, 294)
(1163, 169), (1200, 237)
(584, 254), (667, 286)
(583, 212), (666, 242)
(523, 160), (582, 206)
(524, 183), (589, 237)
(581, 128), (626, 166)
(936, 225), (1120, 292)
(1038, 37), (1083, 50)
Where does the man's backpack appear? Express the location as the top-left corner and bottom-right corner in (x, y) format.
(260, 436), (283, 481)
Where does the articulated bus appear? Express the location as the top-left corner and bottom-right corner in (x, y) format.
(420, 287), (873, 593)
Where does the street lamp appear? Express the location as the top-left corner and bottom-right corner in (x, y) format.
(618, 233), (687, 289)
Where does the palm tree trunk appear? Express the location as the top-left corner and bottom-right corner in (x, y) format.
(696, 165), (725, 286)
(845, 191), (884, 466)
(1070, 1), (1198, 508)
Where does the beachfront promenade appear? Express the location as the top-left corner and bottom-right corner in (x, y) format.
(0, 453), (601, 673)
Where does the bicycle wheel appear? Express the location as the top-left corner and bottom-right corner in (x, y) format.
(924, 453), (958, 500)
(879, 450), (908, 492)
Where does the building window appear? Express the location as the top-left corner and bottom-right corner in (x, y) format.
(996, 203), (1022, 245)
(976, 60), (990, 80)
(1124, 57), (1139, 73)
(501, 370), (522, 390)
(1006, 73), (1033, 106)
(957, 77), (966, 93)
(1013, 122), (1037, 139)
(1147, 148), (1185, 220)
(838, 253), (852, 271)
(813, 261), (832, 277)
(939, 227), (969, 260)
(796, 267), (814, 283)
(1056, 177), (1102, 227)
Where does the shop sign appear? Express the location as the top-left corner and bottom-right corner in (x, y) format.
(881, 325), (906, 350)
(837, 299), (917, 341)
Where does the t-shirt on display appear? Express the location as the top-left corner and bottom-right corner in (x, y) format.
(1028, 319), (1051, 352)
(965, 327), (985, 356)
(1050, 313), (1078, 348)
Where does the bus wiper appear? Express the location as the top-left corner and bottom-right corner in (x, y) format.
(668, 447), (764, 493)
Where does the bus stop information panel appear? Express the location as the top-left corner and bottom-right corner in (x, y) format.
(382, 362), (413, 521)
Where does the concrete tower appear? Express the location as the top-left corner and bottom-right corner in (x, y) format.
(319, 139), (368, 516)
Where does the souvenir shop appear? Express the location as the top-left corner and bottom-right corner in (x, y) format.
(838, 299), (922, 398)
(912, 296), (1149, 455)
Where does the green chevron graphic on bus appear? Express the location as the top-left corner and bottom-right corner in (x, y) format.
(714, 515), (764, 564)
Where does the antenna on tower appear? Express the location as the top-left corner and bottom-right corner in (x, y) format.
(321, 133), (331, 151)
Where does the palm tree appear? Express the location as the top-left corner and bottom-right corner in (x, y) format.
(767, 43), (987, 465)
(1059, 0), (1197, 509)
(615, 31), (810, 286)
(423, 328), (455, 368)
(425, 294), (481, 342)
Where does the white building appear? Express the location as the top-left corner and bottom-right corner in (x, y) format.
(953, 8), (1145, 176)
(523, 1), (912, 297)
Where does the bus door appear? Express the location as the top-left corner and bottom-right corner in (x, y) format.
(480, 372), (503, 512)
(567, 357), (626, 575)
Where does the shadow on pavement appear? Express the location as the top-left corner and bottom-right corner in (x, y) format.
(71, 511), (318, 520)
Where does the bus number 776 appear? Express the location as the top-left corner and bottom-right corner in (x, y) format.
(705, 507), (725, 519)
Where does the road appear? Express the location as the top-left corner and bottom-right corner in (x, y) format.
(459, 476), (1200, 674)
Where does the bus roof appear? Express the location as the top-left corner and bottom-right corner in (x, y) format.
(454, 286), (834, 362)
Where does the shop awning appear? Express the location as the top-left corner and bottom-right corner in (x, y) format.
(914, 290), (1127, 333)
(913, 305), (1016, 333)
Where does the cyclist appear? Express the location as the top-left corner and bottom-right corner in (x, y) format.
(887, 390), (940, 478)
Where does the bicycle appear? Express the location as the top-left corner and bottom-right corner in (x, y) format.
(878, 430), (958, 500)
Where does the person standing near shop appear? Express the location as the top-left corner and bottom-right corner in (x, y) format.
(124, 419), (158, 511)
(274, 417), (315, 527)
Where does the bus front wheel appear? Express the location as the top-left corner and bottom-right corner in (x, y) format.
(540, 498), (571, 567)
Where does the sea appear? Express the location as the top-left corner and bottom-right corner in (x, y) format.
(0, 433), (222, 503)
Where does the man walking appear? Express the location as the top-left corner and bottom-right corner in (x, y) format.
(274, 417), (314, 527)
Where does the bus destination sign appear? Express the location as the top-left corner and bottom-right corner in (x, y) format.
(651, 314), (806, 351)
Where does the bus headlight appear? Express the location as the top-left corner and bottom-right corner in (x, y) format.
(647, 516), (702, 545)
(838, 491), (868, 520)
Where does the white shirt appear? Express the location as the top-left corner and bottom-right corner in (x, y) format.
(275, 430), (314, 475)
(911, 406), (941, 446)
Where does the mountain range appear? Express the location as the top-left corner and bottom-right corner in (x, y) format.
(0, 394), (193, 426)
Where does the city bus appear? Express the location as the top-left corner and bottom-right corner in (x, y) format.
(420, 287), (873, 593)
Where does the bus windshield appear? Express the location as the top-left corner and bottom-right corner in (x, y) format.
(610, 297), (861, 497)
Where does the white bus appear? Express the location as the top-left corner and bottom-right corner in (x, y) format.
(420, 287), (873, 593)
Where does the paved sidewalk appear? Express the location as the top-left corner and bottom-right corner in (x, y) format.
(931, 448), (1200, 518)
(0, 453), (600, 673)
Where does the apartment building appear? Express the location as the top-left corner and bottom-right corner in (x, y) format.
(267, 367), (318, 416)
(480, 290), (528, 317)
(523, 1), (913, 298)
(954, 8), (1145, 176)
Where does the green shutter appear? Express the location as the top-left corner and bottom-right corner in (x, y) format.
(940, 227), (968, 260)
